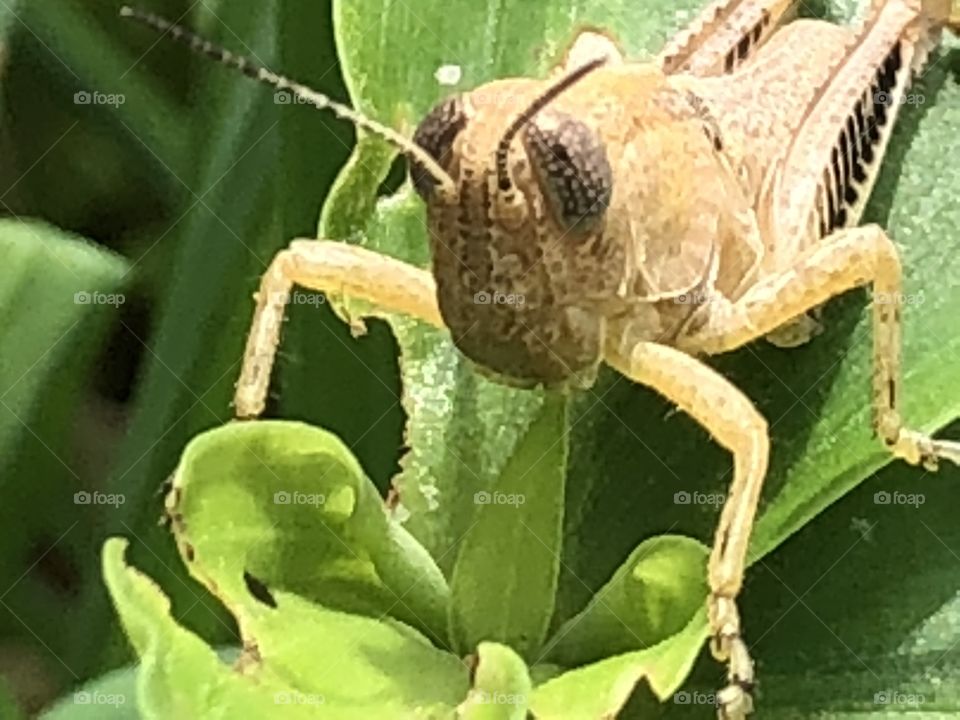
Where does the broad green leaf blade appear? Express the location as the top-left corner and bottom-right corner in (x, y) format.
(242, 592), (468, 716)
(667, 452), (960, 718)
(334, 0), (691, 128)
(20, 1), (185, 177)
(530, 609), (710, 719)
(0, 0), (18, 39)
(459, 643), (532, 720)
(0, 218), (127, 468)
(0, 219), (128, 666)
(448, 395), (568, 659)
(755, 660), (960, 717)
(167, 421), (449, 640)
(544, 536), (709, 667)
(103, 538), (468, 719)
(0, 677), (23, 720)
(102, 539), (310, 720)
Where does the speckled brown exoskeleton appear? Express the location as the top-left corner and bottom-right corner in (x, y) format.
(123, 1), (960, 717)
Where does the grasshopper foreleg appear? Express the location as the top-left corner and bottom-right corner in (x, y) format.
(234, 240), (443, 418)
(606, 341), (769, 720)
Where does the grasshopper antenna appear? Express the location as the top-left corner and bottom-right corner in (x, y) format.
(119, 6), (457, 199)
(495, 56), (607, 192)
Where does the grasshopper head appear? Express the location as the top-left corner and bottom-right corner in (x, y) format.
(409, 66), (623, 389)
(116, 8), (628, 390)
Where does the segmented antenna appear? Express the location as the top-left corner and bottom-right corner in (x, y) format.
(495, 56), (607, 192)
(119, 6), (457, 198)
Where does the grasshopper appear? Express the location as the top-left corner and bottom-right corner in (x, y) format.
(123, 1), (960, 717)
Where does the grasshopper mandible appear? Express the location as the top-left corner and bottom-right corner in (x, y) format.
(123, 1), (960, 717)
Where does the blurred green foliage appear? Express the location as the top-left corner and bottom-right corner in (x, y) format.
(0, 0), (404, 713)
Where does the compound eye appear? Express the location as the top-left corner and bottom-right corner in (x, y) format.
(410, 95), (466, 199)
(522, 112), (612, 233)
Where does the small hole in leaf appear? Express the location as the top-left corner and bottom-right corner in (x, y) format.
(377, 154), (409, 197)
(244, 571), (277, 608)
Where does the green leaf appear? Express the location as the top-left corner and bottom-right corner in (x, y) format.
(103, 538), (468, 719)
(0, 218), (127, 468)
(458, 643), (532, 720)
(19, 1), (184, 175)
(241, 592), (467, 716)
(0, 0), (18, 39)
(669, 451), (960, 718)
(449, 394), (568, 659)
(0, 677), (24, 720)
(530, 609), (710, 719)
(102, 539), (288, 719)
(0, 219), (127, 662)
(544, 536), (709, 667)
(167, 421), (449, 641)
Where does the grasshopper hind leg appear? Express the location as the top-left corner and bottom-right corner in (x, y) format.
(686, 223), (960, 470)
(658, 0), (799, 76)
